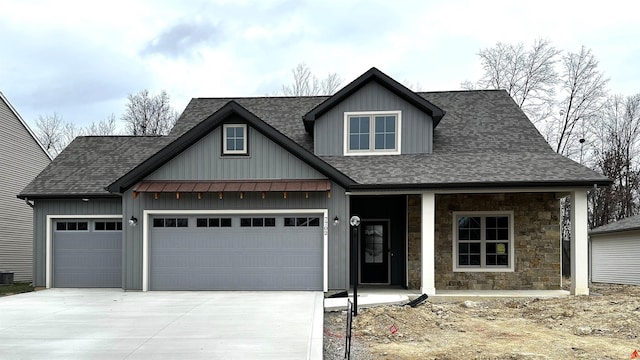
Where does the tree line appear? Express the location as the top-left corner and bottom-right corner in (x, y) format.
(35, 89), (180, 157)
(462, 39), (638, 229)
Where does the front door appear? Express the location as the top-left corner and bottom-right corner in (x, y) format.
(360, 221), (389, 284)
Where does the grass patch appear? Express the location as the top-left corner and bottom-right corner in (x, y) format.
(0, 282), (34, 297)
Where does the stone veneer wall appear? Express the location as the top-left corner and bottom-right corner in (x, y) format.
(407, 193), (561, 290)
(407, 195), (422, 289)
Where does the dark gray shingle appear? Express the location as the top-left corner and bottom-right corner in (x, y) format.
(20, 136), (171, 197)
(590, 215), (640, 234)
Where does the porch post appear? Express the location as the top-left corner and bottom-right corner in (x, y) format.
(570, 189), (589, 295)
(421, 192), (436, 295)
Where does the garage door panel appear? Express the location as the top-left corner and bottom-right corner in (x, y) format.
(53, 220), (122, 288)
(150, 214), (323, 290)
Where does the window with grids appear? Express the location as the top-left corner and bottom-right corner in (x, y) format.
(454, 213), (513, 271)
(344, 111), (400, 154)
(223, 124), (247, 155)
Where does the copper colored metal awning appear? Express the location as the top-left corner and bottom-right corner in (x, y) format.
(133, 180), (331, 194)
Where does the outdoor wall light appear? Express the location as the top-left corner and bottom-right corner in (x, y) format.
(333, 216), (340, 226)
(129, 216), (138, 227)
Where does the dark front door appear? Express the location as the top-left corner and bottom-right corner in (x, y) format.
(360, 221), (389, 284)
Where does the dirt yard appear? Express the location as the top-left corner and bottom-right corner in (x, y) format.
(324, 283), (640, 359)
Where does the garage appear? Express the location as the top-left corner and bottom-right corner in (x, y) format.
(590, 215), (640, 286)
(53, 219), (122, 288)
(149, 213), (324, 290)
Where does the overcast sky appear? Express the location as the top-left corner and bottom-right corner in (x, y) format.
(1, 0), (639, 130)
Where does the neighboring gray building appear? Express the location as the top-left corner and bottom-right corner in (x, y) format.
(589, 215), (640, 286)
(19, 68), (610, 294)
(0, 92), (51, 282)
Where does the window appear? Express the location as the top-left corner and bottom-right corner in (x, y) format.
(56, 221), (89, 231)
(240, 217), (276, 227)
(95, 221), (122, 231)
(153, 218), (189, 228)
(223, 124), (247, 155)
(453, 212), (514, 272)
(284, 217), (320, 227)
(196, 217), (233, 228)
(344, 111), (401, 155)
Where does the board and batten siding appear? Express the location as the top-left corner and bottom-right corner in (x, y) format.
(313, 81), (433, 156)
(32, 198), (122, 287)
(122, 184), (349, 290)
(147, 122), (324, 180)
(591, 231), (640, 286)
(0, 95), (51, 282)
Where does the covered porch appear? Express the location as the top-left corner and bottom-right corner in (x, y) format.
(348, 189), (590, 296)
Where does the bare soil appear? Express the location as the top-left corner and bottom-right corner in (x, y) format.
(324, 283), (640, 359)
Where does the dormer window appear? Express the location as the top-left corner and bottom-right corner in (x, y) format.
(344, 111), (401, 155)
(223, 124), (248, 155)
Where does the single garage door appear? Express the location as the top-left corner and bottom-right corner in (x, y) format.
(591, 232), (640, 286)
(53, 219), (122, 288)
(149, 214), (323, 290)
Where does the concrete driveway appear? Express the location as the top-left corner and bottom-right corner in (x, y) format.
(0, 289), (323, 359)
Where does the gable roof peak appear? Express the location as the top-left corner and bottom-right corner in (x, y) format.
(302, 67), (445, 133)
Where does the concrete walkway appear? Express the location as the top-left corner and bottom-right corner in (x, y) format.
(0, 289), (323, 359)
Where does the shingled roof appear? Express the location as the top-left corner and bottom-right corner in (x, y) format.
(19, 86), (609, 198)
(19, 136), (171, 198)
(590, 215), (640, 235)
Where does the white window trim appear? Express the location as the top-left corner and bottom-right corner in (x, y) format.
(343, 111), (401, 156)
(222, 124), (247, 155)
(452, 211), (515, 273)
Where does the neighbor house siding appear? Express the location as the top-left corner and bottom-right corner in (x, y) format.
(591, 231), (640, 286)
(413, 193), (561, 290)
(0, 96), (50, 282)
(313, 81), (433, 156)
(32, 198), (122, 287)
(147, 122), (325, 180)
(122, 184), (349, 290)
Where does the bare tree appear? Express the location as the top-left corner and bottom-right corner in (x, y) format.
(34, 113), (65, 157)
(281, 63), (342, 96)
(589, 94), (640, 227)
(464, 39), (560, 123)
(122, 89), (179, 135)
(86, 114), (118, 136)
(548, 46), (609, 156)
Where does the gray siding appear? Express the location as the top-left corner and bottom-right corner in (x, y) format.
(122, 184), (349, 290)
(32, 198), (122, 286)
(147, 123), (324, 180)
(314, 81), (433, 156)
(0, 96), (50, 281)
(591, 231), (640, 286)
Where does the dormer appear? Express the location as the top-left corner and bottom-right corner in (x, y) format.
(303, 67), (444, 156)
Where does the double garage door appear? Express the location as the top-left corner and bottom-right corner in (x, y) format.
(149, 214), (324, 290)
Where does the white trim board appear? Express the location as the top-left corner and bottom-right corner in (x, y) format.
(45, 214), (123, 289)
(141, 209), (329, 292)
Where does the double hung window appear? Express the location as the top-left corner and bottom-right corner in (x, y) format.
(453, 212), (514, 272)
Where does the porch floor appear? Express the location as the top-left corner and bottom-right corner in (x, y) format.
(323, 288), (570, 311)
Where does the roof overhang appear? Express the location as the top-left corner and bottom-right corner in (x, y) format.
(346, 179), (612, 193)
(302, 67), (445, 134)
(17, 193), (120, 200)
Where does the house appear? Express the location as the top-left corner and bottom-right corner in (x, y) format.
(0, 92), (52, 282)
(18, 68), (610, 294)
(589, 215), (640, 286)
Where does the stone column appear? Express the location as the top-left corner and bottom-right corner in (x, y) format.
(421, 192), (436, 295)
(570, 189), (589, 295)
